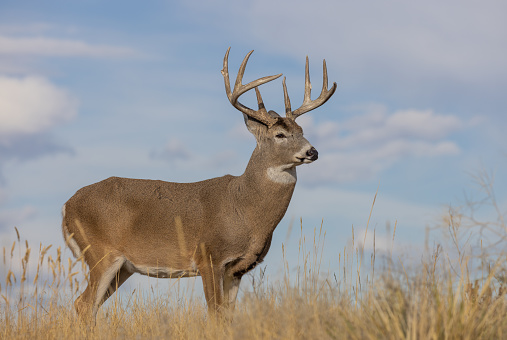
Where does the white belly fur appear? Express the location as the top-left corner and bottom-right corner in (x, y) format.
(123, 260), (200, 278)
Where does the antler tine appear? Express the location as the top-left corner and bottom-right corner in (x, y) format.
(289, 57), (337, 119)
(221, 47), (282, 127)
(255, 87), (267, 113)
(282, 77), (291, 114)
(303, 56), (312, 105)
(222, 47), (233, 101)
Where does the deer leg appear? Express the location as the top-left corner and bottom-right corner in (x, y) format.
(74, 278), (97, 322)
(223, 274), (242, 310)
(200, 264), (225, 315)
(99, 265), (132, 307)
(75, 256), (125, 323)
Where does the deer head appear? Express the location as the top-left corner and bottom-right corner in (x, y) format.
(221, 47), (337, 182)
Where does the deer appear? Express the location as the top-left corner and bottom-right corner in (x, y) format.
(62, 47), (337, 322)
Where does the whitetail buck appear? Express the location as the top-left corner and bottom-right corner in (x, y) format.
(62, 47), (336, 321)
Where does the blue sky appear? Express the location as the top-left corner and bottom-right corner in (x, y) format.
(0, 0), (506, 283)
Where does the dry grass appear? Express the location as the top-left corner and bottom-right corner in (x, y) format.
(1, 223), (506, 340)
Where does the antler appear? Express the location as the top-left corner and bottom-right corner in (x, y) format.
(284, 56), (337, 120)
(221, 47), (282, 127)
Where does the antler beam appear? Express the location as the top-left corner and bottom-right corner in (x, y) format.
(221, 47), (282, 127)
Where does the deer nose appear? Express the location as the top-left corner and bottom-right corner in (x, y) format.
(307, 147), (318, 161)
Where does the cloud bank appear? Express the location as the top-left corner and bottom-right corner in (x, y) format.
(0, 76), (78, 141)
(0, 35), (142, 58)
(0, 76), (78, 181)
(299, 105), (463, 184)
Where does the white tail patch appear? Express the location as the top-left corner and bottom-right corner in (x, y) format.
(62, 204), (82, 258)
(267, 165), (297, 184)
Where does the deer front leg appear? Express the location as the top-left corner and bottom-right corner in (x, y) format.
(200, 264), (225, 315)
(223, 274), (241, 311)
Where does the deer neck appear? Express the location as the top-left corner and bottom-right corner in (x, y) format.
(244, 145), (297, 187)
(231, 146), (297, 232)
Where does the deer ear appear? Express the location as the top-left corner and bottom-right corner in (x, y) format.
(243, 111), (280, 135)
(243, 113), (267, 136)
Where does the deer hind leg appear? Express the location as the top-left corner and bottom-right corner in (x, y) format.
(99, 265), (132, 307)
(75, 255), (125, 323)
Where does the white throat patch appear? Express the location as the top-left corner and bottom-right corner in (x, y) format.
(267, 165), (297, 184)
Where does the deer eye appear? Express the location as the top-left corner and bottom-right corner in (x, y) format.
(275, 133), (286, 139)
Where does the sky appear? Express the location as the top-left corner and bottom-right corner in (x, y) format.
(0, 0), (506, 289)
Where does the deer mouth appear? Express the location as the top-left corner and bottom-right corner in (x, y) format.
(295, 147), (318, 164)
(295, 156), (316, 164)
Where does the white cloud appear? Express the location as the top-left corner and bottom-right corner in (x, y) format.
(0, 76), (78, 141)
(300, 106), (463, 183)
(310, 108), (462, 150)
(0, 35), (142, 58)
(386, 110), (462, 140)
